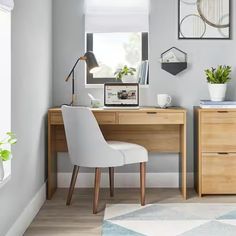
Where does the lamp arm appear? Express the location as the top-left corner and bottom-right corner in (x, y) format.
(65, 56), (86, 82)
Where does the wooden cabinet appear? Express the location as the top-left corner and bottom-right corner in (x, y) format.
(194, 108), (236, 196)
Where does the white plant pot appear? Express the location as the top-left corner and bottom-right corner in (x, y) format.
(122, 75), (137, 83)
(208, 83), (227, 102)
(0, 159), (4, 181)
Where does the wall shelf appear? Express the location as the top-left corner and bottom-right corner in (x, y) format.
(161, 47), (187, 76)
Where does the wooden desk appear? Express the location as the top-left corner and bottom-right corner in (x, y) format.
(48, 107), (187, 199)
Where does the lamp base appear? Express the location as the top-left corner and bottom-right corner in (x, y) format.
(72, 94), (79, 106)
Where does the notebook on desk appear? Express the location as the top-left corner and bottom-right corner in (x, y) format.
(104, 83), (140, 109)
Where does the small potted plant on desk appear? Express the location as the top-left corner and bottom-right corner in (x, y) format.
(114, 65), (136, 83)
(0, 132), (17, 181)
(205, 65), (232, 101)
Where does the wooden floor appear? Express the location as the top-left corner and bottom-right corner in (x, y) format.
(25, 188), (236, 235)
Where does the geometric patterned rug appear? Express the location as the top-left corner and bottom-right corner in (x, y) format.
(102, 204), (236, 236)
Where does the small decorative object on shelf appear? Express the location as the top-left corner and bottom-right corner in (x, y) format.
(0, 132), (17, 181)
(161, 47), (187, 76)
(205, 65), (232, 101)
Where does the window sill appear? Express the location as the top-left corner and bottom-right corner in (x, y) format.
(85, 84), (149, 89)
(0, 175), (11, 189)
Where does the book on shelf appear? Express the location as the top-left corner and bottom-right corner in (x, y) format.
(137, 60), (149, 85)
(200, 100), (236, 108)
(200, 100), (236, 105)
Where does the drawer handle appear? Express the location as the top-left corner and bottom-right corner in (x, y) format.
(217, 152), (229, 155)
(217, 111), (228, 113)
(146, 112), (157, 114)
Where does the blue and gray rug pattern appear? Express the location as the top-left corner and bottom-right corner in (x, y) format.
(102, 204), (236, 236)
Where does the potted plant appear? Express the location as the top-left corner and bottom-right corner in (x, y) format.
(0, 132), (17, 181)
(205, 65), (232, 101)
(114, 65), (136, 83)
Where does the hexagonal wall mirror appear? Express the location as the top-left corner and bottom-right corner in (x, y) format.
(161, 47), (187, 76)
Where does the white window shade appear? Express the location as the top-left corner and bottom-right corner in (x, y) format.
(85, 0), (149, 33)
(0, 0), (14, 11)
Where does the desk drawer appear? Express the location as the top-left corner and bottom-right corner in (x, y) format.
(202, 153), (236, 194)
(201, 111), (236, 124)
(94, 112), (116, 124)
(50, 112), (63, 124)
(202, 123), (236, 152)
(118, 112), (184, 125)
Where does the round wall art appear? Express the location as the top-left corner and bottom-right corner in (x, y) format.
(178, 0), (230, 39)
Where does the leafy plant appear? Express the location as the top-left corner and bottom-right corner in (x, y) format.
(114, 65), (136, 80)
(205, 65), (232, 84)
(0, 132), (17, 162)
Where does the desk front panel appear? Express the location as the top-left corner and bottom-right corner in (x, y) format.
(49, 108), (186, 153)
(118, 112), (184, 125)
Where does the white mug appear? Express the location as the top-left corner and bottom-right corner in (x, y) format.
(157, 94), (172, 108)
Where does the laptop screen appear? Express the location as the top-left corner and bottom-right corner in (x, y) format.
(104, 83), (139, 107)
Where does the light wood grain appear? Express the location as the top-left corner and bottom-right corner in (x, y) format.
(202, 153), (236, 194)
(100, 125), (180, 153)
(201, 111), (236, 124)
(179, 112), (187, 199)
(118, 112), (184, 125)
(194, 107), (236, 196)
(25, 188), (236, 236)
(93, 112), (116, 124)
(202, 123), (236, 152)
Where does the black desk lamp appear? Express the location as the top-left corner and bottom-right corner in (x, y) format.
(65, 51), (99, 105)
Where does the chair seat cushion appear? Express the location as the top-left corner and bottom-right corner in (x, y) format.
(108, 141), (148, 165)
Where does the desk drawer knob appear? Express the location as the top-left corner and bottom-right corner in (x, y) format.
(146, 112), (157, 114)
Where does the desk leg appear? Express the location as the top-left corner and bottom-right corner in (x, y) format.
(179, 122), (187, 199)
(47, 125), (58, 200)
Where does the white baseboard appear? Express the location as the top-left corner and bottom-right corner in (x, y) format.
(58, 172), (194, 188)
(6, 183), (46, 236)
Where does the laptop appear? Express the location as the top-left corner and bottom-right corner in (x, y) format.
(104, 83), (139, 109)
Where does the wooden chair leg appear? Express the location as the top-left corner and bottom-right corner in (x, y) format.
(93, 168), (101, 214)
(140, 162), (146, 206)
(109, 167), (114, 197)
(66, 165), (79, 206)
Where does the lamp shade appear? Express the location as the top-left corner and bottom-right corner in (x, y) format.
(84, 51), (99, 73)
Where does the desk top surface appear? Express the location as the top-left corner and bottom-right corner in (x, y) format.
(49, 106), (186, 113)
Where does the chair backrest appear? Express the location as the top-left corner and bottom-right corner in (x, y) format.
(61, 106), (124, 168)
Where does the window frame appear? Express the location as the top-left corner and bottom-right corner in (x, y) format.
(86, 32), (149, 85)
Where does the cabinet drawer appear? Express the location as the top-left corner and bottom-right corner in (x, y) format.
(202, 153), (236, 194)
(118, 112), (184, 125)
(94, 112), (116, 124)
(50, 112), (63, 124)
(201, 111), (236, 124)
(202, 123), (236, 152)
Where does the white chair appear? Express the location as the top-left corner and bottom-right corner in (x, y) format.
(62, 105), (148, 214)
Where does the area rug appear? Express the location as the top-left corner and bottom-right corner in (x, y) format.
(102, 203), (236, 236)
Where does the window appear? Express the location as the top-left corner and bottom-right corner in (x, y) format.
(86, 32), (148, 84)
(0, 9), (11, 184)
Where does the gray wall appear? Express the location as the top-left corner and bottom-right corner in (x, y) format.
(53, 0), (236, 174)
(0, 0), (52, 234)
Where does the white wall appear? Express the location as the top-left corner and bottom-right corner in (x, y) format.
(53, 0), (236, 176)
(0, 10), (11, 137)
(0, 0), (52, 234)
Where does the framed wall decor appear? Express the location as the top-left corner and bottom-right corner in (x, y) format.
(178, 0), (231, 39)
